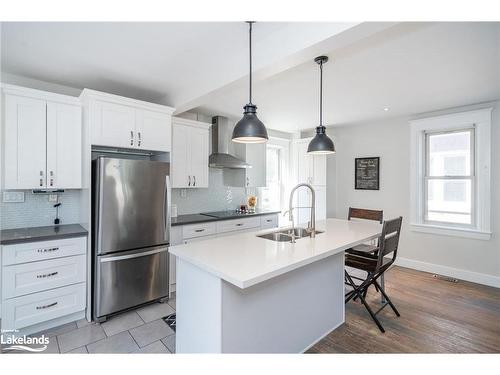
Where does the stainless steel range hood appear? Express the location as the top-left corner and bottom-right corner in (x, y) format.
(209, 116), (251, 169)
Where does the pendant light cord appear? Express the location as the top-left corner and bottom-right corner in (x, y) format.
(248, 21), (253, 105)
(319, 59), (323, 127)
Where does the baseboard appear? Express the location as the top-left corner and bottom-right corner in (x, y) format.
(395, 257), (500, 288)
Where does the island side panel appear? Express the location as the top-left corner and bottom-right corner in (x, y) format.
(220, 252), (345, 353)
(176, 258), (223, 353)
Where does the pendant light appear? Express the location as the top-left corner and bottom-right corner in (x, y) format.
(307, 56), (335, 154)
(232, 21), (268, 144)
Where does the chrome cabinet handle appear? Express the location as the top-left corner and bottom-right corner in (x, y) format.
(36, 302), (58, 310)
(188, 175), (191, 186)
(194, 229), (205, 232)
(193, 175), (196, 186)
(39, 170), (44, 187)
(236, 223), (243, 227)
(246, 177), (249, 187)
(130, 130), (134, 146)
(37, 271), (58, 279)
(138, 132), (141, 147)
(49, 170), (55, 186)
(266, 219), (272, 222)
(37, 247), (59, 253)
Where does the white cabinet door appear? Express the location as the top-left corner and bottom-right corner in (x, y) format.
(312, 155), (327, 186)
(4, 95), (47, 189)
(295, 185), (326, 225)
(314, 185), (327, 221)
(296, 141), (312, 184)
(46, 102), (82, 189)
(189, 126), (209, 188)
(171, 120), (210, 188)
(91, 101), (135, 148)
(136, 109), (171, 152)
(245, 143), (266, 187)
(171, 123), (190, 188)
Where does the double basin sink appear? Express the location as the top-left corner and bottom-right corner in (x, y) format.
(257, 227), (324, 242)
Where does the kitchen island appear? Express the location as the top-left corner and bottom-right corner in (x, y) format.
(169, 218), (382, 353)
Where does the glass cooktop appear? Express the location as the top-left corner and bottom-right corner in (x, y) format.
(201, 210), (257, 219)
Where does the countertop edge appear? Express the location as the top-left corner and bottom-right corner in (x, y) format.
(0, 224), (88, 245)
(169, 224), (380, 289)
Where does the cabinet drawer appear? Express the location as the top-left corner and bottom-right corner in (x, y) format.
(2, 255), (86, 299)
(260, 214), (279, 229)
(216, 217), (261, 234)
(2, 236), (86, 266)
(182, 222), (216, 239)
(1, 283), (86, 331)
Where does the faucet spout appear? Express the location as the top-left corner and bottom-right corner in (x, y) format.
(288, 183), (316, 238)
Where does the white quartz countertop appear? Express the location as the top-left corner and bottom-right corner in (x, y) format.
(169, 218), (382, 289)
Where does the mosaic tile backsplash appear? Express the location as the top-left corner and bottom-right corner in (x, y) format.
(172, 168), (258, 215)
(0, 190), (82, 230)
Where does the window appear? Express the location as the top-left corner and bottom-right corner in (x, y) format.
(425, 129), (474, 226)
(262, 146), (282, 211)
(259, 137), (290, 219)
(410, 108), (491, 240)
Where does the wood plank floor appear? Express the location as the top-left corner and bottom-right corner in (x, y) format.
(307, 266), (500, 353)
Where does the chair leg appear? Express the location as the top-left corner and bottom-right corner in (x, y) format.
(345, 271), (386, 333)
(374, 279), (400, 317)
(356, 287), (386, 333)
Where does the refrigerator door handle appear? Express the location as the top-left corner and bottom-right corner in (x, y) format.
(100, 247), (169, 262)
(164, 175), (171, 243)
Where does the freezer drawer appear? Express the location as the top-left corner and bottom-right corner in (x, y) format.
(95, 246), (169, 319)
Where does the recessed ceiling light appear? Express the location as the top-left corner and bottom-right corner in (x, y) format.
(383, 107), (390, 112)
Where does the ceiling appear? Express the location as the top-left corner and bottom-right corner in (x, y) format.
(195, 22), (500, 132)
(2, 22), (499, 133)
(0, 21), (358, 107)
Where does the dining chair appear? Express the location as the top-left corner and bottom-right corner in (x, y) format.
(347, 207), (383, 256)
(344, 216), (403, 333)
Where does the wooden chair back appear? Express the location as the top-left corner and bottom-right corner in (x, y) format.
(348, 207), (383, 224)
(376, 216), (403, 271)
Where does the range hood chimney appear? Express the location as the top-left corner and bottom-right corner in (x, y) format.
(209, 116), (251, 169)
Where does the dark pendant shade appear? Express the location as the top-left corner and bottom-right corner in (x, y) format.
(232, 104), (268, 143)
(307, 55), (335, 154)
(232, 21), (268, 144)
(307, 126), (335, 154)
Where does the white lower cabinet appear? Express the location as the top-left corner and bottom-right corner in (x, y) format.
(2, 283), (86, 331)
(168, 214), (279, 295)
(1, 236), (87, 332)
(2, 255), (86, 299)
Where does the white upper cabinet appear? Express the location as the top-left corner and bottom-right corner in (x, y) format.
(90, 101), (135, 148)
(226, 143), (266, 188)
(46, 102), (82, 189)
(81, 89), (174, 152)
(171, 117), (210, 188)
(2, 85), (82, 190)
(136, 109), (172, 152)
(294, 138), (327, 186)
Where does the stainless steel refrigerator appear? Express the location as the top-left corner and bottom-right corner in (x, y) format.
(92, 157), (171, 321)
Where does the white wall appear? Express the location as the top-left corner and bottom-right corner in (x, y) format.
(326, 101), (500, 286)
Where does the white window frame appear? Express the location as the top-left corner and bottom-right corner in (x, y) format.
(410, 108), (492, 240)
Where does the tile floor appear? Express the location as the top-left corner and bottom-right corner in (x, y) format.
(1, 297), (176, 354)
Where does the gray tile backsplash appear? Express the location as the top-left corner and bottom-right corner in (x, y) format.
(172, 168), (258, 215)
(0, 190), (82, 230)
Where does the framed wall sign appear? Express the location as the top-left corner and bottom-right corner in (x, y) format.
(355, 157), (380, 190)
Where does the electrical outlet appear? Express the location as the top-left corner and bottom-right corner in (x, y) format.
(48, 194), (58, 203)
(180, 189), (187, 198)
(3, 191), (25, 203)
